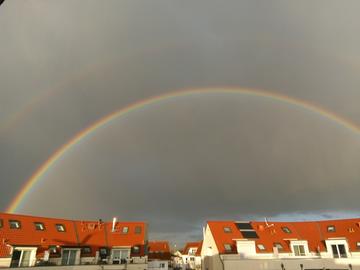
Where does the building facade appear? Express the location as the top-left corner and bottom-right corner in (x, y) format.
(181, 242), (202, 270)
(201, 218), (360, 270)
(0, 213), (148, 268)
(147, 241), (171, 270)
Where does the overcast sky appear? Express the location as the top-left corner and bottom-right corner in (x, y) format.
(1, 0), (360, 246)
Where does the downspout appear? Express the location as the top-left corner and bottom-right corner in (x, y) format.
(219, 254), (225, 270)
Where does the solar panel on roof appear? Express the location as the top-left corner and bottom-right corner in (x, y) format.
(235, 222), (253, 230)
(240, 230), (259, 239)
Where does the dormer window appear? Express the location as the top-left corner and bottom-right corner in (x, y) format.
(9, 220), (21, 229)
(34, 222), (45, 231)
(55, 224), (65, 232)
(257, 244), (266, 251)
(223, 226), (232, 233)
(281, 226), (291, 234)
(327, 225), (336, 232)
(224, 244), (232, 252)
(122, 226), (129, 234)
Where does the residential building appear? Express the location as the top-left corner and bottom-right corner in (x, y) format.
(181, 241), (202, 270)
(0, 212), (147, 268)
(201, 218), (360, 270)
(147, 241), (171, 270)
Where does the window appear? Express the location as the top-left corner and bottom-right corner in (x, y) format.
(132, 246), (140, 254)
(331, 244), (347, 258)
(281, 226), (291, 233)
(357, 242), (360, 250)
(0, 219), (3, 229)
(9, 220), (21, 229)
(56, 224), (66, 232)
(160, 263), (166, 268)
(224, 244), (232, 252)
(274, 243), (283, 251)
(81, 247), (92, 255)
(34, 222), (45, 231)
(122, 226), (129, 234)
(293, 245), (306, 256)
(257, 244), (266, 251)
(135, 226), (142, 234)
(327, 225), (336, 232)
(223, 226), (232, 233)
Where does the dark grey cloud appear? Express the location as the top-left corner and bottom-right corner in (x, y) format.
(1, 0), (360, 246)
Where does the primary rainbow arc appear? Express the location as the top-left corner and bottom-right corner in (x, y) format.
(6, 87), (360, 213)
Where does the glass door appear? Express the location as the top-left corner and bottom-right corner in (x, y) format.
(19, 250), (31, 267)
(62, 249), (78, 265)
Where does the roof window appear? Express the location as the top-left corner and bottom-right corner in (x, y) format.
(135, 226), (142, 234)
(224, 244), (232, 252)
(235, 222), (259, 239)
(122, 226), (129, 234)
(356, 242), (360, 250)
(9, 220), (21, 229)
(327, 225), (336, 232)
(257, 244), (266, 251)
(281, 226), (291, 233)
(223, 226), (232, 233)
(34, 222), (45, 231)
(56, 224), (66, 232)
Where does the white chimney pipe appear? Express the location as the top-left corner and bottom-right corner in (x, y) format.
(112, 217), (117, 232)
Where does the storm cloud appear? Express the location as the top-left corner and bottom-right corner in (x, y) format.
(1, 1), (360, 246)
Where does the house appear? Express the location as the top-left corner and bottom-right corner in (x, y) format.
(0, 212), (148, 268)
(201, 218), (360, 270)
(181, 241), (202, 270)
(147, 241), (171, 270)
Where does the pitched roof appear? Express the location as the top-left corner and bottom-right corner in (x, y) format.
(183, 241), (203, 256)
(148, 241), (171, 260)
(207, 218), (360, 255)
(0, 212), (147, 258)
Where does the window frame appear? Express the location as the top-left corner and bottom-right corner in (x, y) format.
(34, 222), (46, 231)
(55, 224), (66, 232)
(9, 220), (21, 229)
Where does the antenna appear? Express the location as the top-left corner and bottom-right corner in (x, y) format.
(265, 217), (274, 228)
(112, 217), (117, 232)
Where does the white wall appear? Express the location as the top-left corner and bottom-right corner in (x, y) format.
(148, 260), (168, 270)
(0, 257), (11, 268)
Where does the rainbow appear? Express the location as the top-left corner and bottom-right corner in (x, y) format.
(6, 87), (360, 213)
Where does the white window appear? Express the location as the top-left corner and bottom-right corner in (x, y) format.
(327, 225), (336, 232)
(331, 244), (347, 258)
(111, 249), (130, 264)
(223, 226), (232, 233)
(11, 247), (37, 267)
(281, 227), (291, 233)
(122, 226), (129, 234)
(293, 245), (306, 256)
(274, 243), (283, 251)
(257, 244), (266, 251)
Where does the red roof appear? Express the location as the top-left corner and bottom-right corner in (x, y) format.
(148, 241), (171, 260)
(207, 218), (360, 254)
(183, 241), (203, 256)
(0, 213), (147, 258)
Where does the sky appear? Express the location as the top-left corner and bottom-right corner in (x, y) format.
(1, 0), (360, 247)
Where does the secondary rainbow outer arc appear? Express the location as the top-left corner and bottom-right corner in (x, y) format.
(6, 87), (360, 213)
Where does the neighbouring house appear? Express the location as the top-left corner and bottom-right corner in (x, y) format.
(0, 212), (148, 268)
(201, 218), (360, 270)
(147, 241), (171, 270)
(181, 241), (202, 270)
